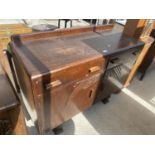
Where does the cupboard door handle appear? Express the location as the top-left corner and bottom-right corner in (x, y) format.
(46, 80), (62, 90)
(89, 66), (100, 73)
(89, 89), (94, 98)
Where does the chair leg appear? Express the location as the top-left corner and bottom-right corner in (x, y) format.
(53, 125), (63, 135)
(58, 19), (60, 28)
(139, 72), (146, 81)
(101, 95), (111, 104)
(70, 20), (72, 27)
(65, 20), (67, 28)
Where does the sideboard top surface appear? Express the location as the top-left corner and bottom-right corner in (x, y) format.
(9, 25), (144, 78)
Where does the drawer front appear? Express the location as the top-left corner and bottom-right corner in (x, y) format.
(33, 57), (105, 96)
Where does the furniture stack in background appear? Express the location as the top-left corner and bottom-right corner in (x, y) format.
(0, 24), (32, 86)
(138, 22), (155, 80)
(0, 24), (32, 48)
(0, 23), (32, 134)
(123, 19), (155, 86)
(0, 66), (27, 135)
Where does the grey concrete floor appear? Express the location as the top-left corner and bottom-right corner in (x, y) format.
(61, 63), (155, 135)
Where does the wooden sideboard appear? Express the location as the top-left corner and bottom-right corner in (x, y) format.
(9, 25), (113, 133)
(8, 24), (145, 134)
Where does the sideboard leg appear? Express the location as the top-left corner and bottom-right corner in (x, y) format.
(53, 125), (63, 135)
(101, 95), (111, 104)
(139, 72), (145, 81)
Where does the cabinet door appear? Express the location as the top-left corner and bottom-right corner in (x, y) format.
(52, 74), (100, 128)
(65, 73), (101, 118)
(37, 73), (101, 131)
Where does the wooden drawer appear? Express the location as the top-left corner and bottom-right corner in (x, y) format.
(33, 57), (104, 96)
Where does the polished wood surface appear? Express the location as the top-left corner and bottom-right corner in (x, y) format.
(83, 33), (144, 57)
(10, 24), (143, 77)
(11, 33), (103, 77)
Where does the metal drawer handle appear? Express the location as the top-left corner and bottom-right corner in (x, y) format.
(46, 80), (62, 90)
(89, 66), (100, 73)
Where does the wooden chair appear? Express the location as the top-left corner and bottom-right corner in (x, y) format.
(123, 20), (155, 87)
(138, 29), (155, 80)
